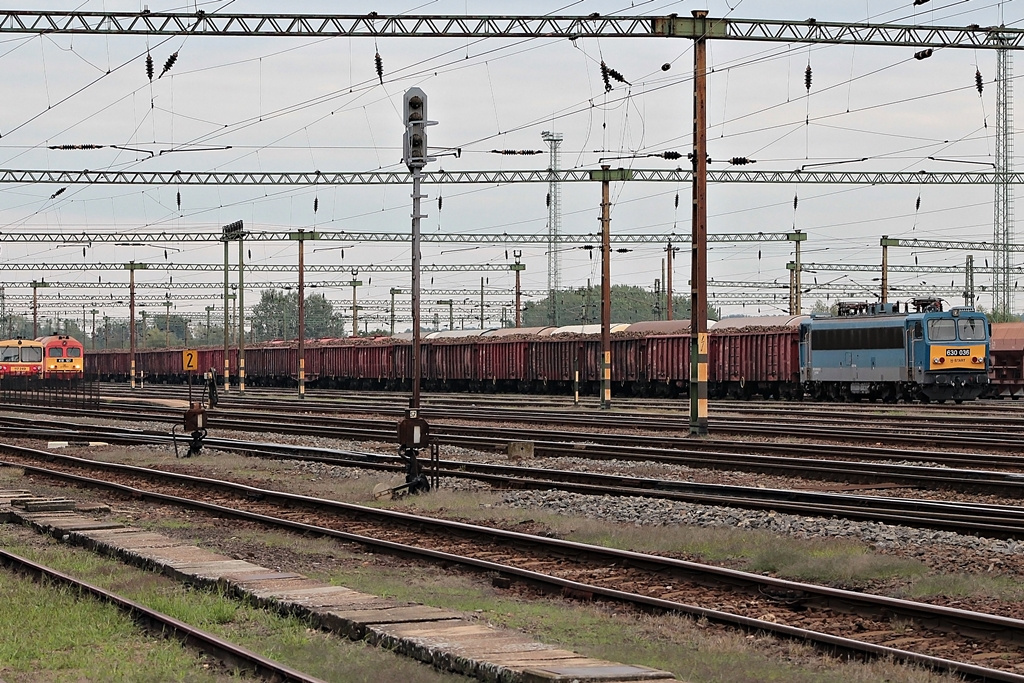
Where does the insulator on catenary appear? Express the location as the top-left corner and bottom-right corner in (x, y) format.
(313, 196), (319, 213)
(804, 64), (812, 92)
(674, 193), (679, 209)
(50, 187), (66, 199)
(146, 52), (154, 81)
(159, 51), (178, 78)
(659, 151), (683, 160)
(614, 248), (632, 253)
(545, 192), (551, 208)
(374, 51), (384, 85)
(914, 49), (933, 61)
(600, 61), (612, 92)
(730, 157), (754, 165)
(916, 195), (921, 211)
(490, 149), (542, 155)
(914, 0), (930, 5)
(48, 144), (103, 150)
(176, 190), (181, 210)
(976, 69), (984, 96)
(607, 64), (629, 85)
(793, 194), (799, 211)
(661, 63), (671, 71)
(437, 195), (443, 211)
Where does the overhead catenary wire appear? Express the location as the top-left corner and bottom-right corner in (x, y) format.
(6, 6), (1015, 301)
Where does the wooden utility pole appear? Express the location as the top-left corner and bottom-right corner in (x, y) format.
(289, 229), (318, 399)
(124, 262), (147, 389)
(690, 9), (709, 436)
(238, 226), (246, 392)
(600, 165), (612, 410)
(666, 241), (674, 320)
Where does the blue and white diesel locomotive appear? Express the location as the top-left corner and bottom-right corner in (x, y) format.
(799, 299), (989, 403)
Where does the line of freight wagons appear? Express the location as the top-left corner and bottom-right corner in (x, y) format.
(84, 319), (801, 399)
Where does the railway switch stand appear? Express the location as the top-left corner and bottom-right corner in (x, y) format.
(183, 402), (208, 457)
(389, 411), (438, 497)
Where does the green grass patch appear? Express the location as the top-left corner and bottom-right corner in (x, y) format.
(233, 528), (342, 556)
(0, 527), (465, 682)
(319, 558), (958, 683)
(897, 572), (1024, 601)
(0, 562), (223, 682)
(147, 518), (196, 531)
(389, 491), (929, 586)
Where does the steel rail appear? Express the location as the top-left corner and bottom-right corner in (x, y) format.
(0, 549), (327, 683)
(5, 418), (1024, 536)
(2, 447), (1024, 682)
(88, 386), (1024, 442)
(4, 403), (1024, 495)
(178, 395), (1024, 450)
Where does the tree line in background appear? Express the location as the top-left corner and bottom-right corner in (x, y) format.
(522, 284), (715, 326)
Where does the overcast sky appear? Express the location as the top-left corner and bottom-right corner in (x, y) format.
(1, 0), (1022, 329)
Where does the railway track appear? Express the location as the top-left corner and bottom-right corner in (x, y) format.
(3, 441), (1024, 682)
(6, 402), (1024, 498)
(5, 418), (1024, 538)
(101, 383), (1024, 415)
(92, 385), (1024, 446)
(0, 548), (324, 682)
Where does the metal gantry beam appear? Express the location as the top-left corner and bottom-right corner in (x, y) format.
(0, 11), (1020, 49)
(880, 237), (1024, 253)
(796, 262), (1024, 275)
(0, 263), (511, 272)
(6, 168), (1024, 186)
(0, 230), (795, 244)
(0, 280), (551, 295)
(708, 279), (962, 294)
(3, 294), (209, 302)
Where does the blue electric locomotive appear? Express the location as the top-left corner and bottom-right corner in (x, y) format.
(800, 299), (989, 402)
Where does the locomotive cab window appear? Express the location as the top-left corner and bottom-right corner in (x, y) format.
(958, 318), (986, 341)
(914, 321), (923, 339)
(48, 348), (64, 357)
(927, 319), (956, 341)
(21, 347), (41, 362)
(67, 347), (81, 357)
(0, 346), (18, 362)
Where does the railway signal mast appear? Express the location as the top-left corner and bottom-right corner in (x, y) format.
(396, 87), (437, 497)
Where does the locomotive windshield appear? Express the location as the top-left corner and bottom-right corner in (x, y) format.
(20, 347), (41, 362)
(0, 346), (18, 362)
(958, 317), (987, 340)
(927, 319), (957, 341)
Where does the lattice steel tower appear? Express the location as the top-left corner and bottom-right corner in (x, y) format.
(994, 39), (1014, 316)
(542, 131), (563, 325)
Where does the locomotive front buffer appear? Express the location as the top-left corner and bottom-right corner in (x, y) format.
(376, 411), (439, 500)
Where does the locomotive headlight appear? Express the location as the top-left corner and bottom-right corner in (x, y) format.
(933, 357), (944, 364)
